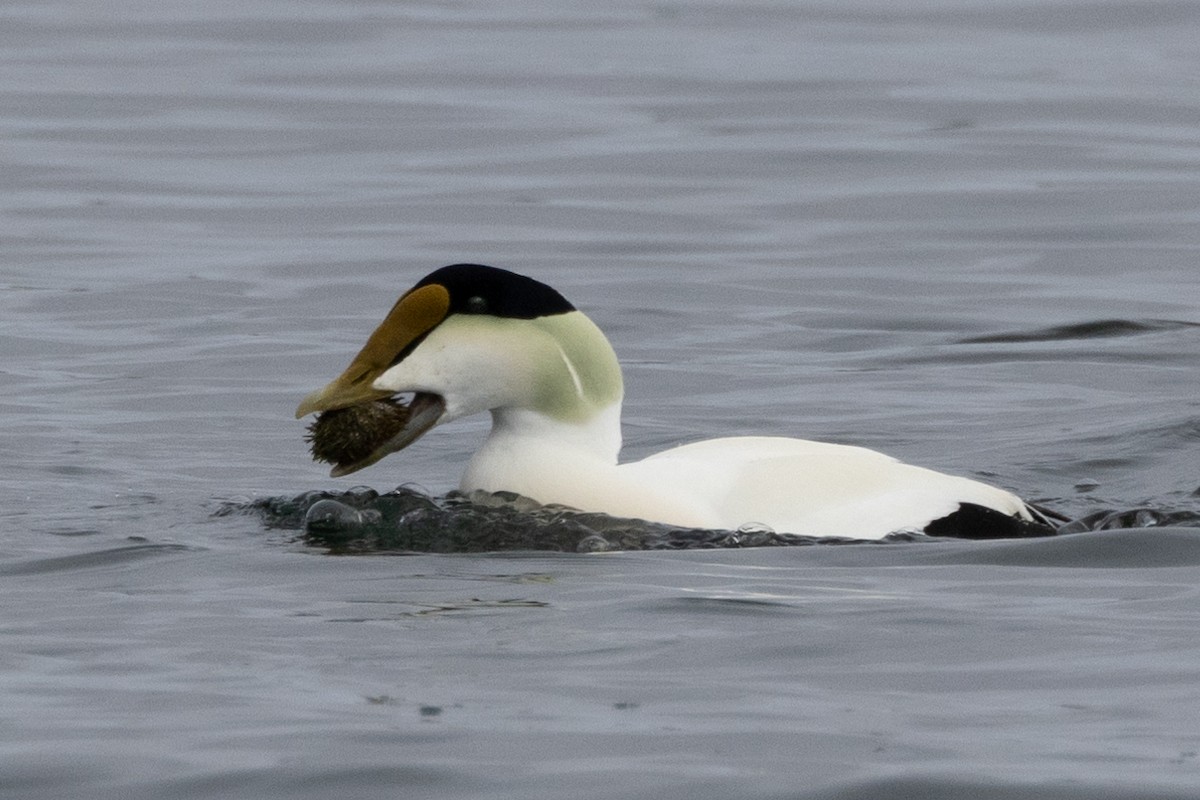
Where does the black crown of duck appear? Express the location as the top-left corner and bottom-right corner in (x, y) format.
(297, 263), (1057, 540)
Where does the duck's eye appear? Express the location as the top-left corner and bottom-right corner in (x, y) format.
(465, 295), (488, 314)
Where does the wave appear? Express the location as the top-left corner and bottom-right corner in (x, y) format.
(0, 543), (196, 577)
(956, 318), (1199, 345)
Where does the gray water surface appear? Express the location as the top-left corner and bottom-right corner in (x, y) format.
(3, 1), (1200, 798)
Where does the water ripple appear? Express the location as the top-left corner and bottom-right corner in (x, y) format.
(957, 318), (1200, 345)
(0, 543), (196, 577)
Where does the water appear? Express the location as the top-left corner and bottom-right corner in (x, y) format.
(3, 1), (1200, 797)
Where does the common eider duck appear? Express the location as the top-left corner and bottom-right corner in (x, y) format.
(296, 264), (1055, 540)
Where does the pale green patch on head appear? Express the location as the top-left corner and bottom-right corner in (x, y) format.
(525, 312), (623, 421)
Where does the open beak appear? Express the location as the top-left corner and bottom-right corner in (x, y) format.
(296, 283), (452, 473)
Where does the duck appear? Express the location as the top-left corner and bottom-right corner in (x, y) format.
(295, 263), (1056, 540)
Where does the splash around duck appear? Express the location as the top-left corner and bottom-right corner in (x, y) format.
(296, 264), (1055, 540)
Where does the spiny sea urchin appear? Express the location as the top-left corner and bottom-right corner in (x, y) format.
(305, 398), (413, 469)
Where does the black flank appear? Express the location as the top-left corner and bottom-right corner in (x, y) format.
(923, 502), (1059, 540)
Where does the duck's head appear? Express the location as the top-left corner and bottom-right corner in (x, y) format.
(295, 264), (623, 476)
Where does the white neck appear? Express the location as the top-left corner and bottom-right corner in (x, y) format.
(495, 404), (624, 462)
(461, 402), (624, 497)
